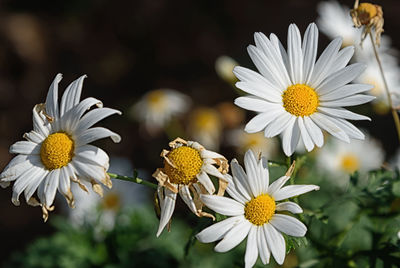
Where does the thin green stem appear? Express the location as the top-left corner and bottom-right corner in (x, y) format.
(108, 172), (158, 190)
(369, 32), (400, 143)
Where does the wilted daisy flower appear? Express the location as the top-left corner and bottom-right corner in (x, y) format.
(317, 133), (384, 185)
(188, 107), (222, 150)
(196, 150), (319, 267)
(226, 127), (279, 159)
(215, 55), (239, 84)
(153, 138), (228, 237)
(234, 22), (374, 156)
(0, 74), (121, 221)
(130, 89), (190, 135)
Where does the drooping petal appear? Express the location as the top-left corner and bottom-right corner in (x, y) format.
(200, 194), (244, 216)
(156, 187), (177, 237)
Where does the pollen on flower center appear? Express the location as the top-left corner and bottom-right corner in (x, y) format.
(340, 153), (360, 173)
(163, 146), (203, 185)
(244, 194), (276, 226)
(40, 132), (74, 170)
(282, 84), (319, 117)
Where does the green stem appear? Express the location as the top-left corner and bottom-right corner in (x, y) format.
(108, 172), (158, 190)
(369, 32), (400, 143)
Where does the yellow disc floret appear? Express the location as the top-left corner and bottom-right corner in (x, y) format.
(282, 84), (319, 117)
(357, 3), (378, 25)
(244, 194), (276, 226)
(340, 153), (360, 174)
(40, 132), (74, 170)
(163, 146), (203, 185)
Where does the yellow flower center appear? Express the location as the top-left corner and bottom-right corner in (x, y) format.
(147, 90), (166, 110)
(40, 132), (74, 170)
(340, 153), (360, 173)
(163, 146), (203, 185)
(244, 194), (276, 226)
(193, 109), (219, 131)
(282, 84), (319, 117)
(357, 3), (378, 24)
(102, 192), (121, 211)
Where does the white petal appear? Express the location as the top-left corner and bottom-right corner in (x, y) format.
(309, 37), (342, 88)
(215, 220), (252, 252)
(330, 117), (365, 140)
(245, 110), (283, 133)
(196, 172), (215, 194)
(235, 96), (277, 113)
(74, 145), (110, 168)
(24, 131), (45, 144)
(276, 201), (303, 214)
(179, 185), (197, 214)
(287, 24), (303, 84)
(224, 174), (247, 204)
(75, 108), (122, 134)
(253, 32), (291, 87)
(44, 169), (60, 208)
(264, 224), (286, 265)
(231, 159), (252, 200)
(24, 167), (48, 202)
(202, 163), (224, 179)
(58, 166), (71, 197)
(45, 73), (62, 120)
(320, 94), (375, 107)
(267, 176), (290, 196)
(32, 105), (50, 137)
(319, 84), (373, 101)
(258, 226), (271, 264)
(10, 141), (40, 155)
(157, 187), (177, 237)
(72, 159), (108, 183)
(317, 63), (366, 95)
(328, 46), (354, 75)
(60, 75), (86, 116)
(257, 157), (269, 193)
(245, 226), (259, 268)
(235, 81), (282, 103)
(196, 215), (244, 243)
(244, 150), (261, 197)
(12, 166), (42, 205)
(302, 23), (318, 84)
(298, 117), (315, 152)
(247, 45), (283, 90)
(201, 194), (244, 216)
(76, 127), (121, 146)
(303, 116), (324, 147)
(62, 97), (103, 132)
(317, 107), (370, 121)
(270, 214), (307, 237)
(269, 33), (289, 71)
(273, 185), (320, 201)
(282, 116), (300, 156)
(310, 112), (350, 143)
(264, 113), (293, 138)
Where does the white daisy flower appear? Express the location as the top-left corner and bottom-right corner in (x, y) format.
(215, 55), (239, 84)
(188, 107), (222, 150)
(226, 127), (279, 159)
(196, 150), (319, 267)
(234, 22), (374, 156)
(153, 137), (229, 237)
(130, 88), (191, 134)
(316, 133), (384, 186)
(0, 73), (121, 221)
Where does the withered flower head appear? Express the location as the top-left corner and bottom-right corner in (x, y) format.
(350, 0), (384, 46)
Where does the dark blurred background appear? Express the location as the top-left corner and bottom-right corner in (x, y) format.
(0, 0), (398, 263)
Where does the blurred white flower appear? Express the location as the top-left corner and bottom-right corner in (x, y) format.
(316, 133), (384, 186)
(226, 127), (278, 158)
(130, 89), (191, 135)
(188, 107), (222, 150)
(215, 55), (239, 84)
(67, 156), (146, 230)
